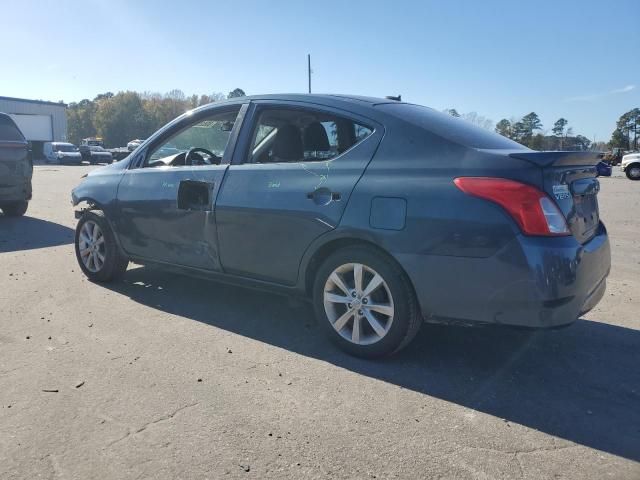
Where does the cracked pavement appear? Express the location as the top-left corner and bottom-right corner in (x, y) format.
(0, 165), (639, 479)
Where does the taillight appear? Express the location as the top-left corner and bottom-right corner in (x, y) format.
(454, 177), (570, 236)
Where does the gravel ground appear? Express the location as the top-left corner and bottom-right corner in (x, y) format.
(1, 164), (639, 479)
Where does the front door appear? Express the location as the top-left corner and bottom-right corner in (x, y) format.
(116, 106), (245, 270)
(215, 102), (382, 285)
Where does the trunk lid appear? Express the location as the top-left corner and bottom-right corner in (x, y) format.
(0, 114), (30, 190)
(0, 140), (30, 187)
(509, 151), (602, 243)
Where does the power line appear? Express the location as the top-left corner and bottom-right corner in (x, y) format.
(307, 54), (312, 94)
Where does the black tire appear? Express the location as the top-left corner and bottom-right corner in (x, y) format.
(313, 245), (422, 358)
(1, 201), (28, 217)
(75, 210), (129, 282)
(626, 164), (640, 180)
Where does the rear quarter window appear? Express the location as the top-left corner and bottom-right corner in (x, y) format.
(0, 115), (25, 142)
(378, 103), (522, 149)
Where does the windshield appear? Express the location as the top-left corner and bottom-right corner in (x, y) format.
(148, 109), (240, 163)
(54, 144), (77, 152)
(89, 146), (105, 152)
(0, 115), (25, 142)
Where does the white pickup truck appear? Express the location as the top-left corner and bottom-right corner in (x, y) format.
(621, 153), (640, 180)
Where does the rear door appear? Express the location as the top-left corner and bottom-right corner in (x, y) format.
(215, 101), (383, 285)
(116, 105), (246, 270)
(0, 115), (31, 202)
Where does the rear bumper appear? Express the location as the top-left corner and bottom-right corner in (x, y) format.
(397, 223), (611, 328)
(0, 180), (32, 203)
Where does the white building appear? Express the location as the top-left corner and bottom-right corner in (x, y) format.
(0, 96), (67, 158)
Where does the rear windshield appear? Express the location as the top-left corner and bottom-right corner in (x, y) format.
(0, 116), (25, 142)
(378, 103), (522, 149)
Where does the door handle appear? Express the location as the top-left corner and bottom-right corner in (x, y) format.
(306, 187), (341, 205)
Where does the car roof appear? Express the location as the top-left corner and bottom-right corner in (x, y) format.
(204, 93), (403, 109)
(250, 93), (398, 103)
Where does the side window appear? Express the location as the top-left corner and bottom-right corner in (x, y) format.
(249, 108), (372, 164)
(145, 108), (240, 167)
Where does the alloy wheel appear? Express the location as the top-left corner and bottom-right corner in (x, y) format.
(78, 220), (106, 273)
(629, 166), (640, 179)
(323, 263), (395, 345)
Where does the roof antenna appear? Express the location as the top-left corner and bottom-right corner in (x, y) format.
(385, 95), (401, 101)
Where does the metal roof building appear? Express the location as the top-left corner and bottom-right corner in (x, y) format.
(0, 96), (67, 144)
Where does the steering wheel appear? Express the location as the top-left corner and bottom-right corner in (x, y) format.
(185, 147), (220, 166)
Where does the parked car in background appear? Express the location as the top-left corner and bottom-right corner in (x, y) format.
(71, 94), (611, 357)
(79, 137), (104, 163)
(86, 145), (113, 165)
(127, 139), (145, 151)
(0, 112), (31, 216)
(596, 161), (612, 177)
(621, 153), (640, 180)
(44, 142), (82, 165)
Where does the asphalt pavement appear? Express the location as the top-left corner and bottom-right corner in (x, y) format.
(1, 164), (638, 479)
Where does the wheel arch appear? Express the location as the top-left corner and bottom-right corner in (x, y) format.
(73, 197), (126, 256)
(73, 195), (104, 210)
(300, 232), (417, 302)
(626, 161), (640, 175)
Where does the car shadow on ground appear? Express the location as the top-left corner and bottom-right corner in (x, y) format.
(0, 216), (75, 252)
(104, 265), (640, 462)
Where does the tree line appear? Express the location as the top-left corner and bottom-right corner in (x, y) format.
(609, 108), (640, 151)
(66, 88), (246, 147)
(445, 108), (592, 150)
(68, 89), (636, 152)
(494, 113), (593, 151)
(446, 107), (639, 152)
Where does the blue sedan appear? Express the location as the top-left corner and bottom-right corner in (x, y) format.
(71, 94), (610, 357)
(596, 161), (612, 177)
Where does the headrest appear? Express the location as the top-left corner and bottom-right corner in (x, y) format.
(303, 122), (330, 151)
(272, 124), (303, 161)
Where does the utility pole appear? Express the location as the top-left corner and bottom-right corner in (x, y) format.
(307, 54), (311, 93)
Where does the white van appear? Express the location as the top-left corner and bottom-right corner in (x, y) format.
(44, 142), (83, 165)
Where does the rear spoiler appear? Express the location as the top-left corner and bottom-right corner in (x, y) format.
(509, 151), (603, 168)
(0, 140), (28, 149)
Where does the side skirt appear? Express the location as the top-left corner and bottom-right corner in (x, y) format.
(127, 256), (311, 301)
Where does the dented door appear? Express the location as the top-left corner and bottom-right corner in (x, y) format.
(116, 165), (228, 270)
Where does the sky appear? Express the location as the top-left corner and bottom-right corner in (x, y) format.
(1, 0), (638, 142)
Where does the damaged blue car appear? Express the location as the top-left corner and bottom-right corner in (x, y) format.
(71, 94), (610, 357)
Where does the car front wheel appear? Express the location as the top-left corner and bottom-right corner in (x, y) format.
(313, 246), (422, 358)
(626, 164), (640, 180)
(75, 210), (129, 282)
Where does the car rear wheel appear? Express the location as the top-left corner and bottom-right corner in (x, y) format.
(313, 246), (422, 358)
(1, 201), (28, 217)
(75, 211), (129, 282)
(626, 164), (640, 180)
